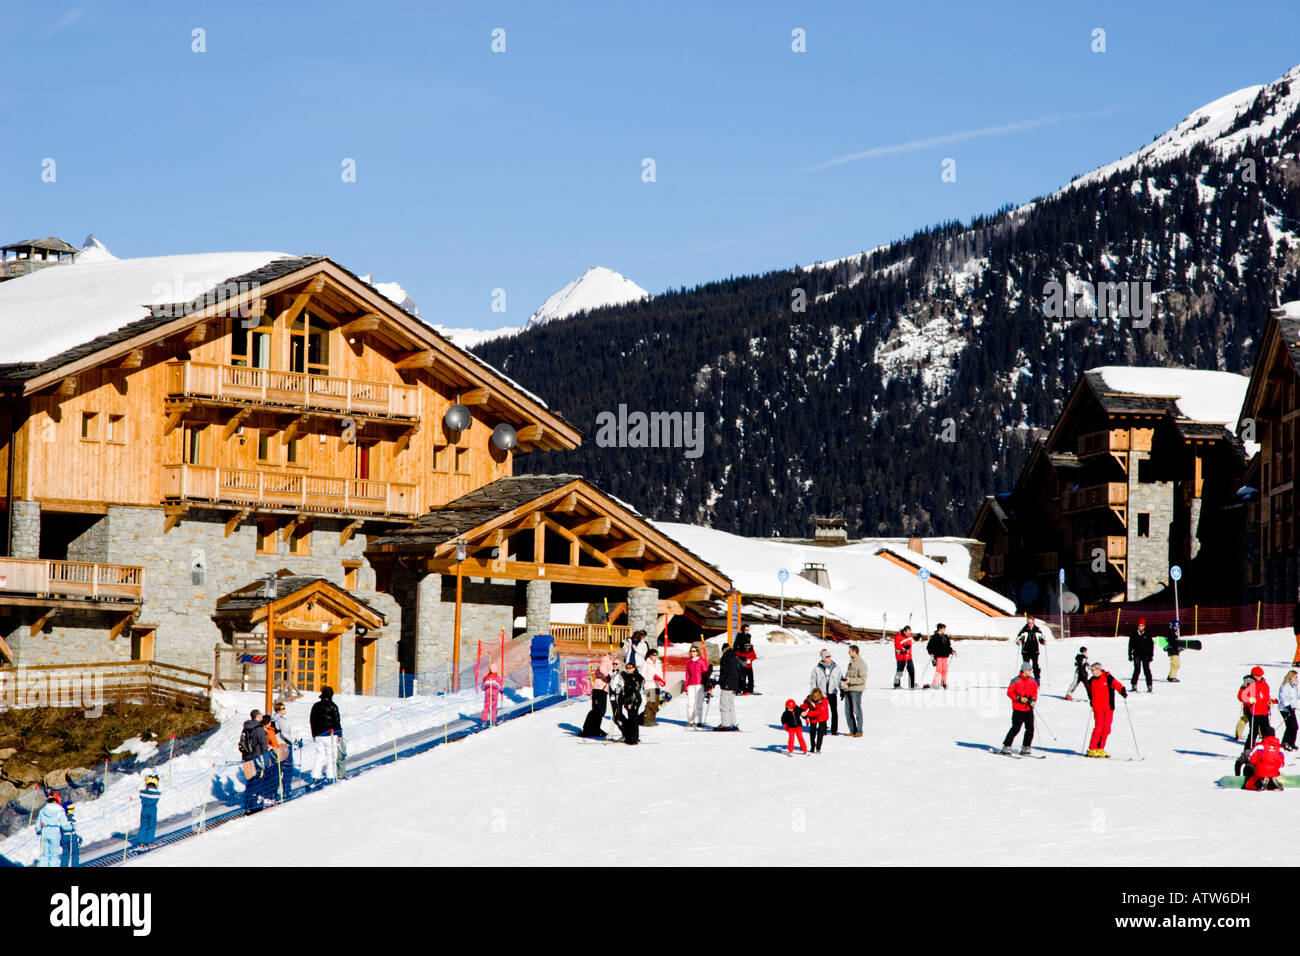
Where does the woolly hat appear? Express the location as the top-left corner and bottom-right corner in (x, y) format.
(1019, 661), (1033, 672)
(1252, 666), (1265, 678)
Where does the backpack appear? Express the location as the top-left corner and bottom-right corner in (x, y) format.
(238, 725), (257, 759)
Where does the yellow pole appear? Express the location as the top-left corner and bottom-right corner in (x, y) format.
(1114, 606), (1122, 638)
(1194, 605), (1198, 637)
(1257, 601), (1262, 631)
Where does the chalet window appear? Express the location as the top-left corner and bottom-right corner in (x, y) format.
(455, 446), (471, 475)
(432, 444), (450, 473)
(257, 430), (274, 464)
(232, 317), (272, 369)
(231, 322), (248, 366)
(106, 413), (126, 444)
(356, 441), (377, 480)
(1137, 513), (1150, 537)
(183, 424), (207, 464)
(290, 314), (331, 376)
(256, 518), (277, 554)
(80, 412), (99, 441)
(342, 561), (361, 590)
(286, 433), (305, 466)
(288, 524), (310, 555)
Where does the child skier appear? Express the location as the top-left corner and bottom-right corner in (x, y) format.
(1065, 647), (1088, 700)
(481, 662), (503, 725)
(1236, 672), (1255, 741)
(781, 699), (807, 755)
(36, 792), (70, 867)
(1000, 661), (1038, 755)
(1241, 666), (1276, 745)
(1084, 662), (1127, 757)
(1242, 735), (1285, 791)
(59, 803), (81, 867)
(893, 625), (916, 689)
(802, 688), (830, 753)
(736, 629), (757, 695)
(135, 774), (161, 846)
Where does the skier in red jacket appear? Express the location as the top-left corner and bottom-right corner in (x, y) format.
(999, 662), (1038, 756)
(801, 689), (830, 754)
(1241, 666), (1276, 746)
(1084, 662), (1127, 757)
(1243, 735), (1285, 790)
(892, 626), (916, 690)
(781, 698), (807, 755)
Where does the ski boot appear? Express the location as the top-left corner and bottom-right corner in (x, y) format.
(1020, 745), (1033, 757)
(999, 745), (1012, 755)
(1064, 694), (1073, 701)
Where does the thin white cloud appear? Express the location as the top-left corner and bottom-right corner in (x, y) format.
(799, 107), (1125, 173)
(46, 5), (89, 35)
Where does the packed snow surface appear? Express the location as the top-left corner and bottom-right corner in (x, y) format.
(0, 251), (289, 363)
(526, 266), (648, 328)
(135, 626), (1296, 866)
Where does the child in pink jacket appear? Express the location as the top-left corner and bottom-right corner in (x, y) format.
(482, 666), (503, 724)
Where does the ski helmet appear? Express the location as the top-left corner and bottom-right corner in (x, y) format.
(1252, 666), (1265, 678)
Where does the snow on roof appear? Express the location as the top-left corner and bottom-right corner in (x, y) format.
(1277, 300), (1300, 320)
(1089, 366), (1249, 425)
(652, 521), (1024, 638)
(0, 251), (290, 364)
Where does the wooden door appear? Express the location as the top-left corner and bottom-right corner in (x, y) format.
(278, 630), (339, 693)
(355, 637), (377, 695)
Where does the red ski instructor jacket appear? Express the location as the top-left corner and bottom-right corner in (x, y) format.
(1007, 675), (1038, 712)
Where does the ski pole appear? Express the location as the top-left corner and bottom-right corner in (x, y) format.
(918, 659), (934, 687)
(1033, 704), (1057, 741)
(1122, 696), (1142, 759)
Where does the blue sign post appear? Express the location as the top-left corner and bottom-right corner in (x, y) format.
(918, 567), (931, 637)
(777, 568), (790, 628)
(1169, 565), (1182, 627)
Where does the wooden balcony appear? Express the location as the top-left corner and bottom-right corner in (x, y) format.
(1074, 535), (1127, 563)
(0, 557), (145, 602)
(550, 623), (632, 651)
(165, 361), (420, 420)
(163, 463), (420, 517)
(1077, 429), (1130, 459)
(1060, 481), (1128, 515)
(1034, 551), (1060, 574)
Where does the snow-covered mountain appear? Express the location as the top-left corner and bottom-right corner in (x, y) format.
(76, 234), (117, 263)
(526, 266), (649, 328)
(477, 61), (1300, 539)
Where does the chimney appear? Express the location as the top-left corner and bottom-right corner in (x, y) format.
(799, 562), (830, 588)
(908, 536), (924, 555)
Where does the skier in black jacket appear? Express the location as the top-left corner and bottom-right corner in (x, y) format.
(1128, 618), (1155, 692)
(239, 711), (269, 810)
(925, 625), (954, 689)
(715, 647), (743, 731)
(1065, 647), (1089, 700)
(1016, 616), (1046, 682)
(613, 661), (644, 745)
(308, 686), (344, 785)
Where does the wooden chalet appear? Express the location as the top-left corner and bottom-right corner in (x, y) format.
(0, 246), (730, 691)
(972, 367), (1251, 611)
(1239, 302), (1300, 603)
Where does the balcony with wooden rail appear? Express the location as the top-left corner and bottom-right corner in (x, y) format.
(0, 557), (145, 603)
(1060, 481), (1129, 517)
(165, 361), (420, 421)
(1073, 535), (1127, 563)
(163, 463), (421, 518)
(550, 623), (632, 652)
(1077, 429), (1131, 459)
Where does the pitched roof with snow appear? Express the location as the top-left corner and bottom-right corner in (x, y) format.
(1085, 366), (1250, 431)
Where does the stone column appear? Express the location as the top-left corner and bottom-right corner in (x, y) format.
(627, 586), (659, 639)
(338, 630), (357, 695)
(414, 572), (443, 675)
(525, 579), (551, 636)
(10, 500), (40, 558)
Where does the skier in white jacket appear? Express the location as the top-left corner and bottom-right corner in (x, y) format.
(810, 649), (845, 736)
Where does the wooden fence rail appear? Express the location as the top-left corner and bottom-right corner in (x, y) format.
(0, 660), (210, 711)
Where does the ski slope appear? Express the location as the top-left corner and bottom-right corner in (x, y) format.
(135, 626), (1295, 867)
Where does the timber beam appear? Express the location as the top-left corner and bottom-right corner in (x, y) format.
(423, 557), (645, 588)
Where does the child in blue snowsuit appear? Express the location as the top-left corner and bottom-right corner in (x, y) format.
(60, 804), (82, 867)
(135, 774), (161, 846)
(36, 793), (70, 867)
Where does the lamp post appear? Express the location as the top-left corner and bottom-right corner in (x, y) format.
(453, 538), (467, 691)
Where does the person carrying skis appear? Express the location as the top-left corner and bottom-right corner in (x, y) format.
(1065, 646), (1089, 700)
(309, 686), (343, 786)
(481, 662), (504, 725)
(842, 644), (867, 737)
(1000, 661), (1038, 756)
(683, 643), (709, 728)
(1084, 662), (1128, 757)
(1242, 735), (1285, 791)
(582, 651), (616, 737)
(781, 698), (807, 755)
(135, 773), (161, 846)
(613, 659), (644, 745)
(736, 628), (757, 695)
(810, 648), (844, 734)
(892, 626), (916, 690)
(1164, 620), (1184, 682)
(1016, 616), (1046, 682)
(239, 708), (270, 809)
(925, 623), (954, 689)
(37, 792), (71, 867)
(1279, 670), (1298, 752)
(715, 645), (742, 731)
(1128, 618), (1154, 693)
(642, 648), (666, 725)
(801, 688), (830, 754)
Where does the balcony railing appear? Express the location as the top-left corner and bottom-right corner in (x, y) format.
(1060, 482), (1128, 514)
(1077, 429), (1130, 458)
(163, 463), (420, 517)
(1074, 535), (1127, 563)
(166, 361), (420, 419)
(0, 558), (145, 601)
(549, 623), (633, 650)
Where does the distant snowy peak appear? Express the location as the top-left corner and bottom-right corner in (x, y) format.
(527, 266), (649, 328)
(77, 234), (117, 264)
(359, 274), (420, 317)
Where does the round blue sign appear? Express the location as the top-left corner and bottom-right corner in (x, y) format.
(1058, 568), (1065, 584)
(1169, 565), (1182, 582)
(777, 568), (790, 583)
(918, 568), (931, 582)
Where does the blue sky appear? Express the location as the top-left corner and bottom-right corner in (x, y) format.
(3, 0), (1299, 330)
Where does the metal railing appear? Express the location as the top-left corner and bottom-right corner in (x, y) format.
(0, 558), (145, 601)
(165, 361), (420, 419)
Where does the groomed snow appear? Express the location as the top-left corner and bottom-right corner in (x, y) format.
(0, 251), (290, 364)
(133, 625), (1297, 867)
